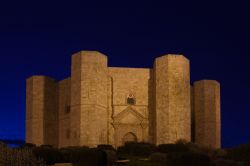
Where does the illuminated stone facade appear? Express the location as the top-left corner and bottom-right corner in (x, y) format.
(26, 51), (221, 148)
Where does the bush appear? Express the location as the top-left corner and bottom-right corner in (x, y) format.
(117, 142), (156, 157)
(184, 142), (201, 152)
(40, 144), (53, 148)
(149, 152), (167, 163)
(211, 159), (245, 166)
(157, 143), (189, 154)
(60, 146), (89, 164)
(20, 143), (36, 149)
(97, 144), (115, 151)
(0, 143), (46, 166)
(59, 147), (73, 163)
(59, 146), (107, 166)
(175, 139), (188, 144)
(213, 149), (228, 158)
(101, 149), (117, 166)
(0, 141), (8, 149)
(166, 152), (210, 166)
(33, 146), (62, 165)
(184, 142), (214, 156)
(73, 148), (107, 166)
(97, 144), (116, 165)
(225, 144), (250, 165)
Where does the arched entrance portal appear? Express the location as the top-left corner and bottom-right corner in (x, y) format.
(122, 132), (137, 144)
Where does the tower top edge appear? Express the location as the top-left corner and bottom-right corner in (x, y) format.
(72, 50), (108, 58)
(194, 79), (220, 85)
(26, 75), (57, 82)
(154, 54), (189, 61)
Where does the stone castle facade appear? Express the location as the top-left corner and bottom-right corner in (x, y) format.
(26, 51), (221, 148)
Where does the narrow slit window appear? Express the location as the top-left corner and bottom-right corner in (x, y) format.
(65, 106), (70, 114)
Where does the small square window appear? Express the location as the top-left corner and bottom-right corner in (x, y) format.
(127, 97), (135, 105)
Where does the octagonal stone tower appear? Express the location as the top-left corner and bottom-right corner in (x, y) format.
(70, 51), (108, 147)
(153, 55), (191, 145)
(26, 76), (58, 146)
(193, 80), (221, 148)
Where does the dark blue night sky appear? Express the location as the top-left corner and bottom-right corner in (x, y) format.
(0, 0), (249, 148)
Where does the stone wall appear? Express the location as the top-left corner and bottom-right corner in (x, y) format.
(193, 80), (221, 148)
(154, 55), (191, 145)
(58, 78), (71, 148)
(70, 53), (81, 146)
(71, 51), (108, 147)
(148, 69), (156, 144)
(108, 67), (150, 147)
(26, 76), (58, 146)
(43, 77), (58, 146)
(108, 67), (150, 117)
(190, 85), (195, 142)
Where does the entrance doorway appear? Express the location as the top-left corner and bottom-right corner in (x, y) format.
(122, 132), (137, 144)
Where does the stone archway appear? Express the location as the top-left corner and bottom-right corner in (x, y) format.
(122, 132), (137, 144)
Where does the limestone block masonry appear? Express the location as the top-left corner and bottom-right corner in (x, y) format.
(26, 51), (221, 149)
(193, 80), (221, 148)
(154, 55), (191, 145)
(26, 76), (58, 146)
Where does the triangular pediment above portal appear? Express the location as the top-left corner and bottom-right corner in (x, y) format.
(113, 106), (147, 124)
(120, 111), (140, 124)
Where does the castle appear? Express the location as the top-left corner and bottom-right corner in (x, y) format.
(26, 51), (221, 148)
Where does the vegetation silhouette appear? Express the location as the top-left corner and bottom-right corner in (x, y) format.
(1, 140), (250, 166)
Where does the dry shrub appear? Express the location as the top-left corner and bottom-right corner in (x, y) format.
(0, 141), (46, 166)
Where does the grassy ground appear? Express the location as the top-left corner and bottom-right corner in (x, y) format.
(114, 159), (164, 166)
(127, 159), (164, 166)
(115, 154), (165, 166)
